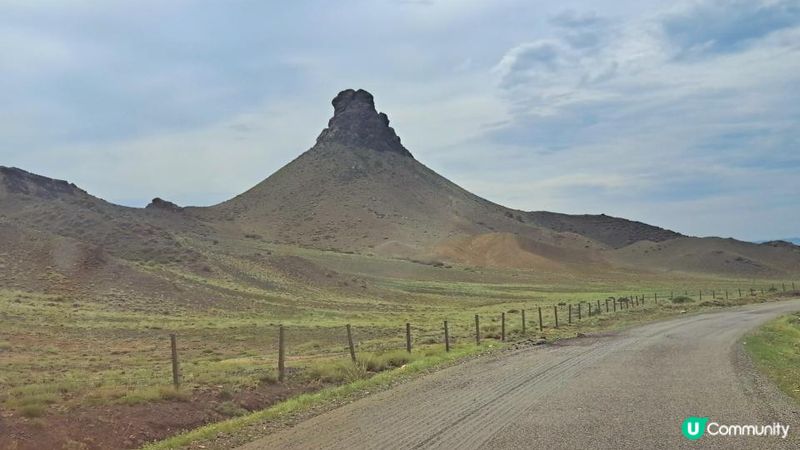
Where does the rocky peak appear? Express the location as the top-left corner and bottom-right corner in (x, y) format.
(146, 197), (183, 212)
(316, 89), (412, 157)
(0, 166), (83, 199)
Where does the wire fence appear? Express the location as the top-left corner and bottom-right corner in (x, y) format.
(161, 282), (799, 388)
(11, 282), (798, 399)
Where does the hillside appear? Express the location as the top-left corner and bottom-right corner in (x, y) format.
(2, 89), (799, 281)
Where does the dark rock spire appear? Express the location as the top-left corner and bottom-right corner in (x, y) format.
(316, 89), (412, 157)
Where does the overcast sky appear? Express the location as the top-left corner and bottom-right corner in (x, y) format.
(2, 0), (799, 241)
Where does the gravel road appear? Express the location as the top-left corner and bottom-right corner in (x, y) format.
(240, 300), (800, 449)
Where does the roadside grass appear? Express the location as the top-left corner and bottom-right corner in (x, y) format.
(744, 312), (800, 403)
(143, 343), (495, 450)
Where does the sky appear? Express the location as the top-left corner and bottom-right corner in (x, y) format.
(1, 0), (799, 241)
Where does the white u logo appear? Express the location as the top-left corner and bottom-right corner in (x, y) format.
(687, 422), (700, 436)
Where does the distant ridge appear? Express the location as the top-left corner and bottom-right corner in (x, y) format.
(759, 239), (800, 247)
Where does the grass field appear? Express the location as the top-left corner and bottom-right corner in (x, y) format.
(0, 241), (795, 448)
(745, 312), (800, 404)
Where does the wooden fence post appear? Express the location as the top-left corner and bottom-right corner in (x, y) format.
(554, 305), (559, 328)
(406, 322), (412, 353)
(538, 307), (543, 332)
(725, 290), (728, 300)
(278, 325), (286, 382)
(613, 299), (617, 312)
(475, 315), (480, 345)
(521, 309), (526, 335)
(346, 324), (356, 362)
(578, 303), (582, 320)
(444, 320), (450, 352)
(170, 334), (180, 389)
(699, 290), (703, 301)
(605, 298), (609, 313)
(568, 304), (573, 324)
(738, 288), (742, 298)
(597, 299), (601, 314)
(501, 312), (506, 341)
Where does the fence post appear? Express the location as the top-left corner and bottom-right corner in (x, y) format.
(278, 325), (286, 382)
(712, 290), (716, 299)
(521, 309), (526, 335)
(406, 322), (412, 353)
(554, 305), (559, 328)
(782, 283), (786, 292)
(613, 299), (617, 312)
(475, 315), (480, 345)
(578, 303), (582, 320)
(699, 290), (703, 301)
(538, 307), (543, 332)
(501, 312), (506, 341)
(739, 288), (742, 298)
(346, 324), (356, 362)
(568, 304), (573, 324)
(170, 334), (180, 390)
(597, 299), (601, 314)
(605, 298), (609, 313)
(444, 320), (450, 352)
(725, 290), (729, 300)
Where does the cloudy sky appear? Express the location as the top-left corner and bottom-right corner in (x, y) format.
(2, 0), (799, 241)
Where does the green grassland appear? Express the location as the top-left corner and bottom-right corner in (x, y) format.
(0, 238), (793, 443)
(745, 312), (800, 403)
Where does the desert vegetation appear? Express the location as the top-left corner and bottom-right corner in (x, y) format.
(1, 240), (794, 448)
(745, 311), (800, 403)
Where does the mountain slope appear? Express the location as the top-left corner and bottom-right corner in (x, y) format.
(2, 89), (799, 278)
(0, 166), (209, 266)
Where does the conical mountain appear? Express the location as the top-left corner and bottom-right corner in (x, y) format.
(200, 89), (589, 264)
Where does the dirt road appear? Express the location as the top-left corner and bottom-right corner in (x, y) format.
(240, 300), (800, 449)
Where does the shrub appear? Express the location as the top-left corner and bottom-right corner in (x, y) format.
(306, 360), (368, 383)
(214, 400), (247, 418)
(671, 296), (694, 304)
(159, 386), (189, 401)
(20, 403), (46, 418)
(378, 350), (416, 369)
